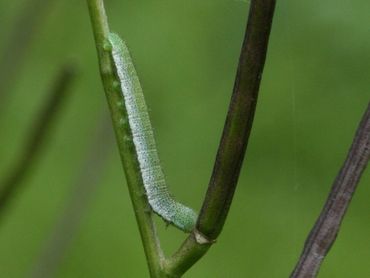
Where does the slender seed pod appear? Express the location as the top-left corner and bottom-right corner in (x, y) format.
(108, 33), (197, 233)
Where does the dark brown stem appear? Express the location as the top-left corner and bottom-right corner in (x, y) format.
(164, 1), (276, 276)
(197, 0), (276, 240)
(0, 64), (77, 219)
(291, 102), (370, 278)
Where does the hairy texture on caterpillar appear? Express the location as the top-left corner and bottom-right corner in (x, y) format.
(108, 32), (197, 233)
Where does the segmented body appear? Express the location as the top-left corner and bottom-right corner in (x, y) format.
(108, 33), (197, 232)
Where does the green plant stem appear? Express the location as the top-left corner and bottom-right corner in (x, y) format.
(0, 63), (77, 220)
(86, 1), (165, 277)
(164, 1), (276, 275)
(163, 231), (211, 277)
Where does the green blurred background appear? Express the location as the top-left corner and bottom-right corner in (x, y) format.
(0, 0), (369, 277)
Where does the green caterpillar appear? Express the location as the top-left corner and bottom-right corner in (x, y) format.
(107, 33), (197, 233)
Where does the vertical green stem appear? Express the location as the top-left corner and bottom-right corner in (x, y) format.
(86, 1), (165, 277)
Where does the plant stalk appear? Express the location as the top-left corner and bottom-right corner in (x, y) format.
(290, 102), (370, 278)
(86, 1), (165, 277)
(164, 0), (276, 275)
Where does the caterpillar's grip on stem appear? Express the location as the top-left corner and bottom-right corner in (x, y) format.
(107, 32), (197, 233)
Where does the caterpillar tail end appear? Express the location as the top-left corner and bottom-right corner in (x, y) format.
(170, 204), (198, 233)
(150, 199), (197, 233)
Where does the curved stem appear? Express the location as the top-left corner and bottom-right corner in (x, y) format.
(197, 0), (276, 240)
(86, 1), (165, 277)
(164, 0), (276, 275)
(163, 231), (211, 277)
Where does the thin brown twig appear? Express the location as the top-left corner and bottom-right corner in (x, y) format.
(290, 102), (370, 278)
(0, 64), (77, 219)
